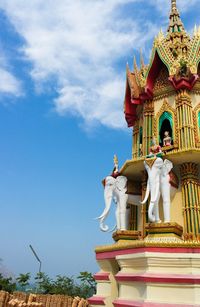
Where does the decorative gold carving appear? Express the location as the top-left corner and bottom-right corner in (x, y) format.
(193, 103), (200, 147)
(162, 145), (174, 152)
(180, 163), (200, 238)
(143, 101), (154, 156)
(153, 66), (174, 98)
(154, 99), (178, 147)
(143, 100), (154, 115)
(132, 119), (140, 159)
(95, 238), (200, 254)
(175, 91), (196, 149)
(112, 230), (141, 242)
(180, 162), (199, 181)
(144, 157), (157, 168)
(145, 222), (183, 237)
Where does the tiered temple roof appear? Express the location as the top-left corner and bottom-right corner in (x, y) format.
(124, 0), (200, 127)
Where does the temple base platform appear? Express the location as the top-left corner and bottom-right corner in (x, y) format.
(89, 226), (200, 307)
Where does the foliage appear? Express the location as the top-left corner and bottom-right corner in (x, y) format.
(0, 270), (96, 298)
(16, 273), (31, 290)
(0, 273), (16, 293)
(33, 271), (96, 298)
(34, 272), (53, 294)
(77, 271), (96, 297)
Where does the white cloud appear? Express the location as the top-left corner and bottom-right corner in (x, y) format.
(0, 53), (22, 97)
(150, 0), (199, 16)
(0, 0), (168, 128)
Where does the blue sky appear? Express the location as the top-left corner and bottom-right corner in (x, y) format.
(0, 0), (199, 279)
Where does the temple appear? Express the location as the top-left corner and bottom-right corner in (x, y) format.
(89, 1), (200, 306)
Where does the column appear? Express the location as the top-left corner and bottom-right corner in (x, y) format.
(143, 100), (154, 156)
(180, 163), (200, 238)
(132, 120), (139, 159)
(176, 90), (195, 149)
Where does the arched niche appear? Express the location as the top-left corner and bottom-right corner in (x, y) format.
(159, 112), (173, 146)
(154, 100), (177, 148)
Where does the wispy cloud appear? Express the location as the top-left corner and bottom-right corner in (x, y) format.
(0, 0), (193, 128)
(149, 0), (200, 16)
(0, 53), (22, 97)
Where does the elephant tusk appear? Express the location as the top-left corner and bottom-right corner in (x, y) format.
(141, 179), (150, 204)
(100, 222), (109, 232)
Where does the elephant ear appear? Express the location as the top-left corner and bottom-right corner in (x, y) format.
(105, 176), (116, 186)
(116, 176), (127, 192)
(154, 157), (164, 169)
(163, 159), (173, 175)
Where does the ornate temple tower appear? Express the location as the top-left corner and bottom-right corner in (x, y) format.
(89, 1), (200, 306)
(123, 0), (200, 239)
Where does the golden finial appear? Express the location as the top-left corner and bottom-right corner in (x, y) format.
(140, 49), (145, 69)
(126, 62), (130, 73)
(114, 155), (118, 165)
(194, 24), (197, 36)
(171, 0), (177, 11)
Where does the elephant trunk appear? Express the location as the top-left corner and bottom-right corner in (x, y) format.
(141, 179), (150, 204)
(96, 186), (113, 232)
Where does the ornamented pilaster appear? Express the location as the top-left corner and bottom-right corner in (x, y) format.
(143, 101), (154, 156)
(176, 91), (195, 149)
(180, 163), (200, 238)
(132, 120), (139, 159)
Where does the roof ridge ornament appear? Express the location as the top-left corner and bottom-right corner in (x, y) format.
(167, 0), (185, 34)
(171, 0), (177, 11)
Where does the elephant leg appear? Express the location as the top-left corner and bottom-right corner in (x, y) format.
(115, 203), (120, 230)
(163, 200), (170, 222)
(119, 194), (128, 230)
(148, 202), (155, 223)
(148, 194), (161, 223)
(161, 180), (171, 222)
(153, 201), (161, 223)
(153, 192), (161, 223)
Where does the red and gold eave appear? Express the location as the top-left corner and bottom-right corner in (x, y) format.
(124, 50), (199, 128)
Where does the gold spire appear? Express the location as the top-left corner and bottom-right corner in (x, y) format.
(171, 0), (177, 11)
(126, 62), (130, 73)
(167, 0), (185, 34)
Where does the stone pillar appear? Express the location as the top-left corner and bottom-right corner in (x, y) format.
(143, 100), (154, 156)
(180, 162), (200, 238)
(176, 90), (195, 149)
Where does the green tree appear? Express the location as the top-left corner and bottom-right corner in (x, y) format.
(34, 272), (53, 294)
(51, 275), (75, 296)
(0, 273), (16, 292)
(77, 271), (96, 298)
(16, 273), (31, 291)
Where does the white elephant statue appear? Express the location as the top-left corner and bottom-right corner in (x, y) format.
(141, 157), (177, 223)
(96, 175), (141, 232)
